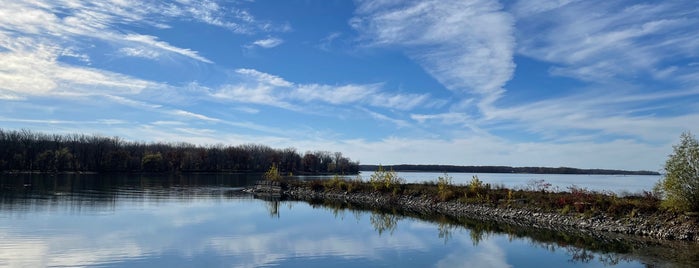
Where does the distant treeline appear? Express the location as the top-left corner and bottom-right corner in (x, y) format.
(359, 164), (659, 176)
(0, 129), (359, 174)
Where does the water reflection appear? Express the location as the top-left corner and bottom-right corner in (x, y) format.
(306, 199), (699, 267)
(0, 174), (696, 267)
(369, 212), (399, 236)
(0, 173), (258, 213)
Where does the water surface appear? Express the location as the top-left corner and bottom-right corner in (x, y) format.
(0, 173), (694, 267)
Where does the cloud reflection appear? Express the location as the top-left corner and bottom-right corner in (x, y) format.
(435, 238), (512, 268)
(0, 199), (430, 267)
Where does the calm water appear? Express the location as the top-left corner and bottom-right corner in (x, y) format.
(0, 173), (695, 267)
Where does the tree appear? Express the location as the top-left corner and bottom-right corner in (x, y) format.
(655, 132), (699, 212)
(142, 152), (164, 172)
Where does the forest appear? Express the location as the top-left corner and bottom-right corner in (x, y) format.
(0, 129), (359, 174)
(359, 164), (659, 175)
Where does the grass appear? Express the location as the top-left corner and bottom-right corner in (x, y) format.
(285, 174), (663, 219)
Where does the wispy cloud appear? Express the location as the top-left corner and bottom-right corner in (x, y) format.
(352, 0), (516, 110)
(251, 37), (284, 48)
(512, 0), (699, 83)
(236, 69), (294, 87)
(122, 34), (212, 63)
(212, 68), (435, 112)
(293, 84), (378, 105)
(165, 0), (289, 34)
(364, 109), (411, 128)
(118, 47), (161, 60)
(482, 85), (699, 145)
(0, 0), (282, 72)
(0, 1), (235, 99)
(171, 110), (221, 122)
(318, 32), (343, 51)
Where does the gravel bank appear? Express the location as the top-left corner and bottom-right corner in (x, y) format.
(277, 185), (699, 242)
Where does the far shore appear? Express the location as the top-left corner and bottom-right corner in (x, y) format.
(359, 164), (660, 175)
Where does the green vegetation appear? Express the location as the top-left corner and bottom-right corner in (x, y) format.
(654, 132), (699, 212)
(0, 128), (359, 174)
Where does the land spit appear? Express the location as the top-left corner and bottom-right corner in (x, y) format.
(248, 182), (699, 243)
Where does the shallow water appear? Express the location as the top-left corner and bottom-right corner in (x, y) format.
(0, 173), (694, 267)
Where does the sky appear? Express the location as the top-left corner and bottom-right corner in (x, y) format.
(1, 0), (698, 171)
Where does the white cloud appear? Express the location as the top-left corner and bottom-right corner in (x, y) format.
(369, 93), (432, 111)
(170, 0), (281, 34)
(213, 84), (294, 109)
(364, 109), (411, 128)
(103, 95), (162, 109)
(119, 47), (161, 60)
(411, 113), (472, 125)
(234, 106), (260, 114)
(352, 0), (516, 110)
(252, 37), (284, 48)
(0, 1), (228, 100)
(0, 43), (153, 96)
(293, 84), (378, 104)
(483, 87), (699, 144)
(0, 0), (262, 69)
(171, 110), (221, 122)
(123, 34), (212, 63)
(0, 90), (24, 100)
(236, 68), (294, 88)
(212, 69), (434, 112)
(513, 0), (699, 82)
(151, 121), (186, 126)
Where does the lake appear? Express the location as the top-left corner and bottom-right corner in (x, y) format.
(0, 173), (695, 267)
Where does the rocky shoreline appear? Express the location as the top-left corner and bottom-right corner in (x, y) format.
(252, 184), (699, 242)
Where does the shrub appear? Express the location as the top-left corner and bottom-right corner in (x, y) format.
(263, 163), (283, 181)
(436, 173), (455, 201)
(466, 176), (485, 199)
(369, 165), (404, 192)
(654, 132), (699, 212)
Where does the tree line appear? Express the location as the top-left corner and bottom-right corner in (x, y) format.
(359, 164), (659, 175)
(0, 129), (359, 174)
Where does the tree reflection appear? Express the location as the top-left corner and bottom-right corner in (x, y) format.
(437, 222), (454, 245)
(370, 212), (399, 236)
(264, 199), (280, 218)
(567, 247), (595, 263)
(435, 216), (459, 245)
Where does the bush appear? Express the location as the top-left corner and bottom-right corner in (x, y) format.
(437, 173), (455, 201)
(654, 132), (699, 212)
(466, 176), (486, 200)
(369, 165), (404, 193)
(263, 163), (283, 181)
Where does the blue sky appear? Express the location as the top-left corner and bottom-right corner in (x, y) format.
(1, 0), (698, 171)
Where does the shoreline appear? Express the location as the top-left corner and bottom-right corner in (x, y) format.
(250, 182), (698, 243)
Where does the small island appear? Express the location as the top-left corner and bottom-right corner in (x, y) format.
(248, 170), (697, 242)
